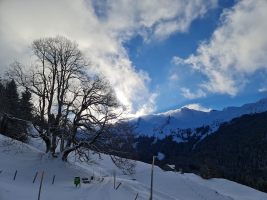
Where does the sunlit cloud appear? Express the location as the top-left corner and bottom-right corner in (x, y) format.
(181, 87), (206, 99)
(173, 0), (267, 96)
(0, 0), (217, 116)
(182, 103), (211, 112)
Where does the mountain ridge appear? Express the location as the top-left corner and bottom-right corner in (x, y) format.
(130, 98), (267, 142)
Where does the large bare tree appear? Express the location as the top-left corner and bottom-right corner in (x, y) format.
(9, 36), (127, 162)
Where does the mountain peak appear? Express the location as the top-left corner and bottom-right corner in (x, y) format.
(131, 98), (267, 139)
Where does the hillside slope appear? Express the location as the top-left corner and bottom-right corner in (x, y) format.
(1, 134), (267, 200)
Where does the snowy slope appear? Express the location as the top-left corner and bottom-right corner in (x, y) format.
(131, 98), (267, 140)
(1, 135), (267, 200)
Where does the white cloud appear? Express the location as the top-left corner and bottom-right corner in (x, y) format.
(174, 0), (267, 96)
(128, 92), (159, 118)
(169, 73), (179, 81)
(172, 56), (186, 65)
(181, 87), (206, 99)
(0, 0), (216, 115)
(182, 103), (211, 112)
(258, 87), (267, 93)
(137, 0), (217, 41)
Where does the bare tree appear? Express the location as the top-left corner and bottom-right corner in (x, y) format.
(9, 36), (126, 162)
(61, 76), (121, 161)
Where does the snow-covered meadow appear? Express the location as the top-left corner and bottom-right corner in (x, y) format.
(0, 134), (267, 200)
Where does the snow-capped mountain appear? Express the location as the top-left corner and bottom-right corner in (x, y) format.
(131, 98), (267, 142)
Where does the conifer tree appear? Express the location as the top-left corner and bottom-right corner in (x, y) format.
(0, 79), (6, 114)
(19, 89), (33, 121)
(5, 79), (19, 117)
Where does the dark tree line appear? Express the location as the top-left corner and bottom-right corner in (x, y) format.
(0, 79), (33, 141)
(192, 112), (267, 192)
(133, 112), (267, 192)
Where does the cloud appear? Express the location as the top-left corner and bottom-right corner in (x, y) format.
(138, 0), (217, 41)
(182, 103), (211, 112)
(181, 87), (206, 99)
(103, 0), (217, 40)
(128, 92), (159, 118)
(172, 56), (185, 65)
(174, 0), (267, 96)
(0, 0), (216, 115)
(169, 73), (179, 81)
(258, 87), (267, 93)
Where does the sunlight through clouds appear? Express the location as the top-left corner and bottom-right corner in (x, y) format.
(0, 0), (217, 115)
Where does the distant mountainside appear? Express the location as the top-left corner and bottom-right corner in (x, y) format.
(131, 98), (267, 142)
(134, 111), (267, 192)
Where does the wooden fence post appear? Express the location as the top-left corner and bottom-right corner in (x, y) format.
(149, 156), (155, 200)
(33, 171), (38, 183)
(38, 171), (44, 200)
(13, 170), (17, 181)
(115, 182), (122, 190)
(52, 175), (56, 184)
(113, 170), (116, 189)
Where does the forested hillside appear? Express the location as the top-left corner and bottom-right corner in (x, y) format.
(134, 111), (267, 192)
(0, 79), (33, 141)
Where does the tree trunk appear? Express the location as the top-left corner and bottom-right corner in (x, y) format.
(50, 134), (57, 156)
(40, 134), (51, 153)
(65, 126), (77, 148)
(0, 114), (9, 133)
(62, 142), (84, 162)
(62, 148), (73, 162)
(60, 137), (64, 152)
(65, 139), (72, 148)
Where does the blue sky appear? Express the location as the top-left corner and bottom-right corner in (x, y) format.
(124, 0), (267, 112)
(0, 0), (267, 116)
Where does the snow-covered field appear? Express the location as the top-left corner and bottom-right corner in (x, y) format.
(0, 134), (267, 200)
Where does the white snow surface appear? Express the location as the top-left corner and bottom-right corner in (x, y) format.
(0, 134), (267, 200)
(131, 98), (267, 139)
